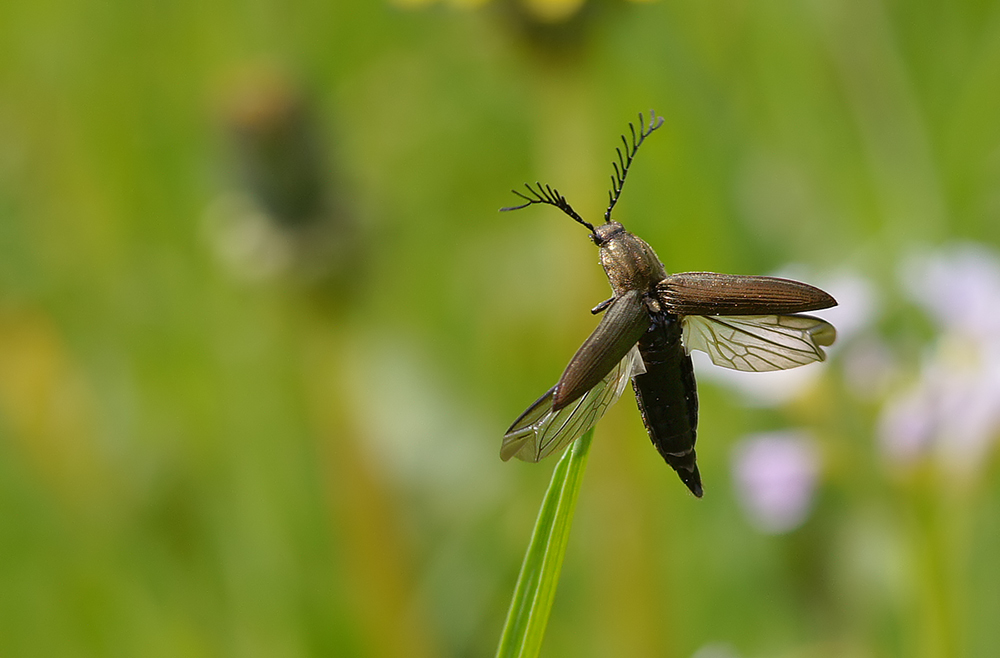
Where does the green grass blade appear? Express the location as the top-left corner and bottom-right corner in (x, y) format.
(495, 428), (595, 658)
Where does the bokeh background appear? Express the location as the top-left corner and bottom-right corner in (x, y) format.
(2, 0), (1000, 656)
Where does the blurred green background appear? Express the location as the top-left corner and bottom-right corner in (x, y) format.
(2, 0), (1000, 656)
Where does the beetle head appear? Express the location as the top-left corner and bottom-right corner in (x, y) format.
(591, 221), (624, 246)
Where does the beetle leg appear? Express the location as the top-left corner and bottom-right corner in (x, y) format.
(591, 297), (615, 315)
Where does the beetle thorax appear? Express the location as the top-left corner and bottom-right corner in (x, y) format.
(595, 222), (668, 296)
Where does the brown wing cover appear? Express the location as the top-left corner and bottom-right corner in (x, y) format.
(658, 272), (837, 316)
(552, 290), (651, 411)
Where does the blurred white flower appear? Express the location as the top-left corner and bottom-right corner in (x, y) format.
(341, 332), (508, 518)
(691, 642), (742, 658)
(842, 334), (898, 400)
(203, 193), (296, 282)
(810, 269), (880, 346)
(731, 431), (821, 534)
(878, 244), (1000, 476)
(901, 243), (1000, 340)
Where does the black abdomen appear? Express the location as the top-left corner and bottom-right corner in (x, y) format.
(631, 311), (702, 496)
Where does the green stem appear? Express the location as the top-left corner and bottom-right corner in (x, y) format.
(496, 428), (595, 658)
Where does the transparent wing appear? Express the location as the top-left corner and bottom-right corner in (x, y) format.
(501, 346), (646, 462)
(681, 314), (836, 372)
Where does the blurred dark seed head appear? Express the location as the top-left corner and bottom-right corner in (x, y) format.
(494, 0), (630, 62)
(225, 68), (327, 230)
(208, 64), (365, 297)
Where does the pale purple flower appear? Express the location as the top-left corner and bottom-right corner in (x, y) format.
(731, 432), (821, 534)
(878, 244), (1000, 475)
(878, 384), (936, 466)
(878, 337), (1000, 475)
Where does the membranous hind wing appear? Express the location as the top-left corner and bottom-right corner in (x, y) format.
(501, 347), (645, 463)
(682, 314), (835, 371)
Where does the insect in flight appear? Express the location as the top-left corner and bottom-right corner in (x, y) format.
(500, 112), (837, 497)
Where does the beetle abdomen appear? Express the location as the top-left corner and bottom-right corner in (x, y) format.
(632, 311), (702, 497)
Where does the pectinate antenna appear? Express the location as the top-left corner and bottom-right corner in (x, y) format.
(501, 182), (596, 236)
(604, 111), (665, 223)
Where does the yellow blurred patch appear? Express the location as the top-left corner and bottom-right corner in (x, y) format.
(521, 0), (586, 23)
(390, 0), (490, 9)
(0, 308), (110, 505)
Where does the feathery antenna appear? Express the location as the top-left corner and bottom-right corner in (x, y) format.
(604, 111), (664, 223)
(501, 182), (596, 236)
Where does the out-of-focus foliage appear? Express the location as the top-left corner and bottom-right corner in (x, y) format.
(1, 0), (999, 656)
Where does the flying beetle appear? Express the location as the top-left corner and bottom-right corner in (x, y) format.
(500, 112), (837, 497)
